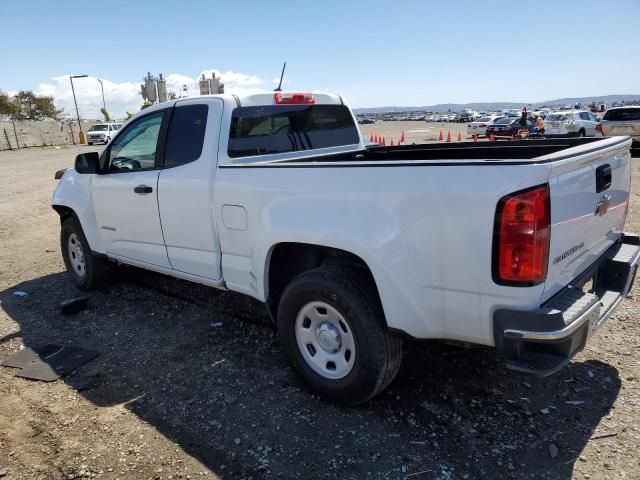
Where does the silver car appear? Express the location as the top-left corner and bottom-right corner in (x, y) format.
(600, 106), (640, 146)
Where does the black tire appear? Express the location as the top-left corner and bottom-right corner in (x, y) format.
(578, 129), (586, 137)
(61, 216), (112, 290)
(277, 266), (403, 405)
(87, 142), (93, 146)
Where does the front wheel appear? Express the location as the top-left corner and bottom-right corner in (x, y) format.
(61, 216), (112, 290)
(277, 266), (403, 405)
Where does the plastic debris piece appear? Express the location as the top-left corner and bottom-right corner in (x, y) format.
(60, 295), (91, 316)
(211, 321), (224, 328)
(13, 291), (28, 297)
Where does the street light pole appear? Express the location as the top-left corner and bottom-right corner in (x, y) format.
(69, 74), (88, 143)
(97, 78), (106, 112)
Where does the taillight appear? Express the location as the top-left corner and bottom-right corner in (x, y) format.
(493, 184), (550, 286)
(596, 123), (603, 133)
(274, 92), (315, 105)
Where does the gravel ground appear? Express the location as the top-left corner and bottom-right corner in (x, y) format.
(1, 136), (639, 480)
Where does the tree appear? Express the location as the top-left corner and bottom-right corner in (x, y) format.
(0, 90), (20, 119)
(140, 100), (154, 110)
(100, 107), (111, 122)
(10, 90), (62, 120)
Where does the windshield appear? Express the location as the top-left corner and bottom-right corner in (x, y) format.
(89, 125), (108, 131)
(546, 113), (572, 121)
(495, 118), (513, 125)
(476, 117), (492, 122)
(603, 108), (640, 122)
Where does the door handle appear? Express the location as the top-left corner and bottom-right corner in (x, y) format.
(134, 185), (153, 194)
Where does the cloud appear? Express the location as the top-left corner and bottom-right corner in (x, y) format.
(35, 69), (270, 120)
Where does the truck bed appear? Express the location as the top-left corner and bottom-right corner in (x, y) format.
(264, 137), (627, 165)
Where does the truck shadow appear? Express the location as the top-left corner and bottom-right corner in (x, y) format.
(0, 270), (621, 479)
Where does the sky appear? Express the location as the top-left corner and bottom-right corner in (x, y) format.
(1, 0), (639, 118)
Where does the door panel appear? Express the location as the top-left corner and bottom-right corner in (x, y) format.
(92, 170), (170, 267)
(157, 99), (224, 280)
(92, 109), (171, 268)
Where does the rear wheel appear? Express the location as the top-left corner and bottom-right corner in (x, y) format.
(578, 129), (586, 137)
(61, 216), (112, 290)
(277, 266), (403, 405)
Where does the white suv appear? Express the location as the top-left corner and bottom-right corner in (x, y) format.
(87, 123), (122, 145)
(543, 110), (602, 137)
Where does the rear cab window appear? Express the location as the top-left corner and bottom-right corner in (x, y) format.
(227, 104), (360, 159)
(603, 108), (640, 122)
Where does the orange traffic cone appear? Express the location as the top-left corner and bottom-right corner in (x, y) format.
(446, 131), (451, 142)
(374, 134), (378, 143)
(457, 132), (462, 142)
(390, 139), (394, 146)
(369, 133), (374, 142)
(473, 134), (478, 143)
(382, 136), (386, 146)
(400, 131), (405, 143)
(438, 130), (443, 141)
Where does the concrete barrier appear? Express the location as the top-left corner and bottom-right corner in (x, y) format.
(0, 120), (95, 151)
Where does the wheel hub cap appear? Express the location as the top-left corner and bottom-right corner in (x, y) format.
(316, 322), (341, 353)
(294, 301), (356, 380)
(67, 233), (86, 277)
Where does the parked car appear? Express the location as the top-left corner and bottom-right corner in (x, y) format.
(53, 91), (638, 405)
(467, 116), (504, 137)
(485, 117), (529, 139)
(543, 111), (601, 137)
(87, 122), (122, 145)
(600, 106), (640, 146)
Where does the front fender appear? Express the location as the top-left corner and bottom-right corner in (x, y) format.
(52, 170), (105, 253)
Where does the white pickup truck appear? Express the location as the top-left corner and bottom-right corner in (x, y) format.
(52, 92), (639, 405)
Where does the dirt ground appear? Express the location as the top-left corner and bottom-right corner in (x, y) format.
(1, 131), (639, 480)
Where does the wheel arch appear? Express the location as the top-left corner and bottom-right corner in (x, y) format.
(264, 242), (384, 326)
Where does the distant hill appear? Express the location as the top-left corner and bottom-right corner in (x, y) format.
(353, 94), (640, 114)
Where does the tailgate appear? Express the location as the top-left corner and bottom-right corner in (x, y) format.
(542, 137), (633, 302)
(603, 122), (640, 137)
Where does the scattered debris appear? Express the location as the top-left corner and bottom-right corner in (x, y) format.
(60, 295), (91, 315)
(0, 468), (8, 477)
(590, 432), (618, 441)
(234, 438), (242, 445)
(540, 408), (550, 415)
(1, 344), (99, 381)
(210, 321), (224, 328)
(522, 381), (532, 389)
(13, 291), (27, 297)
(549, 443), (559, 458)
(405, 469), (433, 478)
(565, 400), (586, 405)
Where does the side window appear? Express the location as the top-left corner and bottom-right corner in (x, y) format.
(579, 112), (590, 121)
(107, 111), (164, 172)
(164, 104), (208, 168)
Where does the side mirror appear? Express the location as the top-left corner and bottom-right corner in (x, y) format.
(75, 152), (100, 174)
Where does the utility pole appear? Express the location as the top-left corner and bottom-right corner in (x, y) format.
(70, 74), (88, 143)
(97, 78), (106, 112)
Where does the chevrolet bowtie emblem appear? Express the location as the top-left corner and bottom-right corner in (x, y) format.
(595, 195), (610, 217)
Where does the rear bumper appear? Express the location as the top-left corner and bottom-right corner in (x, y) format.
(494, 233), (640, 376)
